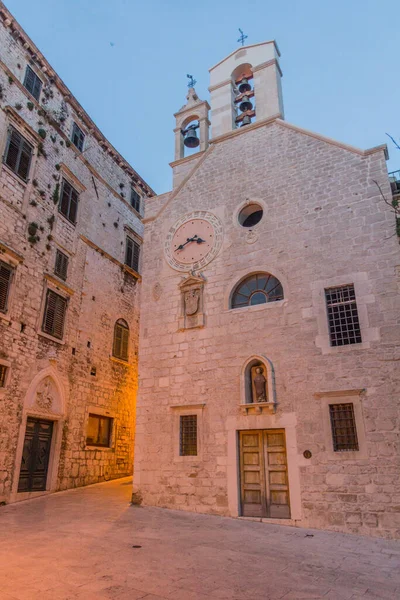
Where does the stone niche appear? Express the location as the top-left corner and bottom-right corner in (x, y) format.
(240, 355), (276, 414)
(178, 273), (206, 330)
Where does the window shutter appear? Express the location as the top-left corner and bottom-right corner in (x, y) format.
(113, 320), (129, 360)
(0, 262), (12, 312)
(113, 324), (123, 358)
(69, 188), (78, 223)
(18, 140), (33, 180)
(4, 130), (20, 172)
(55, 250), (68, 280)
(43, 290), (67, 339)
(59, 183), (70, 217)
(132, 241), (140, 272)
(24, 66), (35, 94)
(33, 76), (42, 101)
(121, 327), (129, 360)
(125, 238), (133, 268)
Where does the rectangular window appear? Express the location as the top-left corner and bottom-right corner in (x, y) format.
(0, 365), (7, 388)
(59, 179), (79, 224)
(42, 289), (67, 339)
(3, 127), (33, 181)
(71, 122), (85, 152)
(325, 284), (362, 347)
(86, 414), (112, 447)
(130, 188), (141, 213)
(180, 415), (197, 456)
(54, 250), (69, 281)
(23, 65), (42, 101)
(0, 260), (13, 313)
(125, 236), (140, 273)
(329, 403), (359, 452)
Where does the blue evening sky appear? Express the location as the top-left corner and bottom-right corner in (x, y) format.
(5, 0), (399, 194)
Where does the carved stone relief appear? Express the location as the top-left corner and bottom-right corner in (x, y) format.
(152, 282), (162, 301)
(34, 376), (56, 412)
(178, 273), (206, 330)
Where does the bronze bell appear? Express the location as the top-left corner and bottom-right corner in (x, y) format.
(241, 115), (252, 127)
(183, 125), (200, 149)
(238, 78), (251, 93)
(239, 95), (253, 112)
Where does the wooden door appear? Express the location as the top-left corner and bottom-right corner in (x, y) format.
(18, 418), (53, 492)
(239, 431), (266, 517)
(239, 429), (290, 518)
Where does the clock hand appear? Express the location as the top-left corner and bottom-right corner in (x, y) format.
(176, 237), (195, 251)
(196, 237), (206, 244)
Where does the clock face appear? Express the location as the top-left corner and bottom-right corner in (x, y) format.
(172, 219), (215, 264)
(165, 211), (223, 272)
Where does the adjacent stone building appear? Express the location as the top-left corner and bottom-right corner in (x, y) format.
(133, 42), (400, 538)
(0, 2), (153, 503)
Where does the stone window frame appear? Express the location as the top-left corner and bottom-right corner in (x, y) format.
(233, 197), (266, 232)
(70, 121), (86, 153)
(112, 318), (130, 362)
(223, 265), (288, 313)
(84, 405), (116, 452)
(0, 241), (23, 323)
(36, 274), (73, 345)
(171, 404), (205, 464)
(124, 226), (142, 275)
(316, 390), (368, 461)
(23, 65), (43, 102)
(309, 272), (378, 355)
(0, 358), (11, 396)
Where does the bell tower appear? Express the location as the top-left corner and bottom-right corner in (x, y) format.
(208, 41), (284, 138)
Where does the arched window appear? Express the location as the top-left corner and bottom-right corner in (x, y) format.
(231, 273), (283, 309)
(113, 319), (129, 361)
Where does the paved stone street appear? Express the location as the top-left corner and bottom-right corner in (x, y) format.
(0, 478), (399, 600)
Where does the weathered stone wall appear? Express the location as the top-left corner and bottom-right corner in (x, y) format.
(0, 6), (150, 502)
(134, 120), (400, 539)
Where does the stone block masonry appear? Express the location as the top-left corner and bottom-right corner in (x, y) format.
(0, 3), (153, 503)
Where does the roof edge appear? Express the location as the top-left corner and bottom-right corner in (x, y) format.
(209, 40), (280, 73)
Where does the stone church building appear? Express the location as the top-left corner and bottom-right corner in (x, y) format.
(132, 42), (400, 539)
(0, 3), (153, 504)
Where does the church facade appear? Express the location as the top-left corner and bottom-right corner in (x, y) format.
(133, 42), (400, 539)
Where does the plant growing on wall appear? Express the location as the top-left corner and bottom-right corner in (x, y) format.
(37, 142), (47, 158)
(38, 128), (47, 139)
(27, 101), (34, 111)
(47, 214), (55, 230)
(15, 103), (22, 110)
(27, 222), (40, 244)
(52, 183), (60, 205)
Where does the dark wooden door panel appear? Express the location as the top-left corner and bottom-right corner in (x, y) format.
(239, 431), (266, 517)
(18, 418), (53, 493)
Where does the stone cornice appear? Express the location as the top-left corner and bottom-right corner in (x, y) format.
(80, 235), (141, 281)
(0, 3), (155, 197)
(0, 239), (24, 263)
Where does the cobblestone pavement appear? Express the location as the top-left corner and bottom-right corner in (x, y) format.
(0, 478), (399, 600)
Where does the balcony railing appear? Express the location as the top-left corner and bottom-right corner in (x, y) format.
(389, 169), (400, 196)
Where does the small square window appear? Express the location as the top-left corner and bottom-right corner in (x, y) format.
(0, 364), (8, 388)
(86, 414), (112, 447)
(325, 284), (362, 347)
(42, 289), (67, 339)
(54, 250), (69, 281)
(3, 127), (33, 181)
(180, 415), (197, 456)
(125, 236), (140, 273)
(59, 179), (79, 224)
(0, 260), (13, 313)
(23, 65), (42, 101)
(329, 403), (359, 452)
(130, 188), (141, 213)
(71, 122), (85, 152)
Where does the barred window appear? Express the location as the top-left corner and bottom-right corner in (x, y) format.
(23, 65), (42, 101)
(113, 319), (129, 361)
(3, 127), (33, 181)
(130, 188), (141, 213)
(180, 415), (197, 456)
(59, 179), (79, 224)
(42, 290), (67, 339)
(329, 403), (359, 451)
(0, 364), (7, 388)
(325, 285), (362, 347)
(125, 236), (140, 273)
(54, 250), (69, 281)
(0, 260), (13, 313)
(71, 122), (85, 152)
(86, 414), (112, 447)
(231, 272), (284, 309)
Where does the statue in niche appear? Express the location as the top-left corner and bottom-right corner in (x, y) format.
(35, 377), (54, 411)
(184, 289), (200, 316)
(251, 366), (267, 403)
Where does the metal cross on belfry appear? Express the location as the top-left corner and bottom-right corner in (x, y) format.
(237, 28), (248, 46)
(187, 74), (197, 88)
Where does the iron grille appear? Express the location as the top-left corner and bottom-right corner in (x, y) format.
(4, 127), (33, 181)
(125, 236), (140, 272)
(180, 415), (197, 456)
(0, 260), (13, 313)
(54, 250), (69, 281)
(0, 364), (7, 387)
(71, 122), (85, 152)
(59, 179), (79, 224)
(325, 285), (362, 346)
(23, 65), (42, 100)
(329, 403), (359, 451)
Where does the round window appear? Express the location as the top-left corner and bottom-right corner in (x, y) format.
(238, 203), (263, 227)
